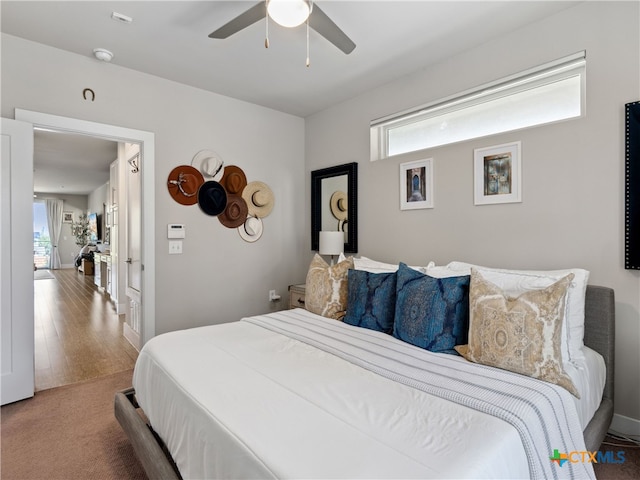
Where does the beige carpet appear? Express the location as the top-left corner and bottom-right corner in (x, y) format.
(1, 370), (147, 480)
(593, 435), (640, 479)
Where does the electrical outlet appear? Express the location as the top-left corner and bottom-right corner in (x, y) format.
(269, 289), (281, 301)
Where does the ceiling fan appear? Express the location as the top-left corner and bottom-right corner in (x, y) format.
(208, 0), (356, 55)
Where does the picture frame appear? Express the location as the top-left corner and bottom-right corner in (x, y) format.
(63, 211), (74, 223)
(400, 158), (434, 210)
(474, 141), (522, 205)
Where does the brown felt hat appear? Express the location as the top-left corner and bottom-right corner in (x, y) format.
(167, 165), (204, 206)
(218, 194), (248, 228)
(220, 165), (247, 195)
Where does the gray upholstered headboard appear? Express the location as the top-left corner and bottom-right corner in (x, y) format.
(582, 285), (615, 450)
(583, 285), (615, 401)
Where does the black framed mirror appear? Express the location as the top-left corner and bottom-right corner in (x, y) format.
(311, 162), (358, 253)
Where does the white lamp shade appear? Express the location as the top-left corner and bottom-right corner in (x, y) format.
(319, 231), (344, 256)
(267, 0), (310, 28)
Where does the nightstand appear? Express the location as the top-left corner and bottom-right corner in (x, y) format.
(288, 284), (306, 310)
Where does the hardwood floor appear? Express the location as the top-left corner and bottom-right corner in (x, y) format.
(34, 268), (138, 391)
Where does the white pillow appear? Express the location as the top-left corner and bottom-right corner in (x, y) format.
(425, 264), (468, 278)
(339, 254), (431, 274)
(442, 261), (589, 365)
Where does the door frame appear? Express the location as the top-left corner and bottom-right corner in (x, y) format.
(15, 109), (156, 345)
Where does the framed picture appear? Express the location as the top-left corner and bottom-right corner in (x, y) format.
(474, 141), (522, 205)
(400, 158), (434, 210)
(63, 211), (74, 223)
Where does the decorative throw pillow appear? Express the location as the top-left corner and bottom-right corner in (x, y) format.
(305, 254), (354, 320)
(393, 263), (469, 354)
(455, 269), (580, 397)
(444, 261), (589, 365)
(343, 269), (396, 334)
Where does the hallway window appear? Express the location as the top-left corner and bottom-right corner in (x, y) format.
(33, 201), (50, 269)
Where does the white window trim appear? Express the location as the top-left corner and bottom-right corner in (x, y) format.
(370, 51), (586, 161)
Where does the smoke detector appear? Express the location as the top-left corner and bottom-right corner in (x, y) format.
(93, 48), (114, 62)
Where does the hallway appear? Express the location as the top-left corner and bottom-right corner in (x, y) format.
(34, 268), (138, 391)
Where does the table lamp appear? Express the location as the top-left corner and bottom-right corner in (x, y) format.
(319, 231), (344, 265)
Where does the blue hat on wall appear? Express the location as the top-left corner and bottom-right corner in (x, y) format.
(198, 181), (227, 216)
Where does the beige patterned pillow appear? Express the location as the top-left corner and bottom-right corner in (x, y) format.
(455, 269), (579, 397)
(305, 254), (353, 320)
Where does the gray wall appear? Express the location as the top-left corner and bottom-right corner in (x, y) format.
(305, 2), (640, 423)
(2, 33), (306, 335)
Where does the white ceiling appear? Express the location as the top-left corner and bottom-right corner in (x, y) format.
(2, 0), (579, 194)
(32, 130), (117, 195)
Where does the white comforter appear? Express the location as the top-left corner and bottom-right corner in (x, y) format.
(133, 309), (596, 479)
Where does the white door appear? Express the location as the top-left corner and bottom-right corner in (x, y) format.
(124, 144), (142, 349)
(1, 118), (35, 405)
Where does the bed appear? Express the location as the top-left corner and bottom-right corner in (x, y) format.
(115, 262), (615, 480)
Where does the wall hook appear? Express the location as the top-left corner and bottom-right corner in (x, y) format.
(128, 153), (140, 173)
(83, 88), (95, 101)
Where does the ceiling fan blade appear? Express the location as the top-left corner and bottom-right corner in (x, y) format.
(309, 4), (356, 54)
(208, 2), (266, 39)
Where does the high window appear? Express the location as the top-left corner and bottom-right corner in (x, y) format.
(370, 52), (586, 161)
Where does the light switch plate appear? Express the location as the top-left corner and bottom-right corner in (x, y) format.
(169, 240), (183, 254)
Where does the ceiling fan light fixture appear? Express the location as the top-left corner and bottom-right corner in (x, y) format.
(267, 0), (311, 28)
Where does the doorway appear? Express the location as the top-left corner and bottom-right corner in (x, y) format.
(15, 109), (156, 393)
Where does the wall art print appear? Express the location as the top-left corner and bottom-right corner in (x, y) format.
(474, 141), (521, 205)
(400, 158), (434, 210)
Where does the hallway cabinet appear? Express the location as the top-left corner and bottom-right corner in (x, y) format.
(93, 253), (112, 296)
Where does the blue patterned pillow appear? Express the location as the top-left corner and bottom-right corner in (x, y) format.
(344, 269), (396, 334)
(393, 263), (470, 354)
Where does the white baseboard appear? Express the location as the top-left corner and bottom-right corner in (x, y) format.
(610, 413), (640, 436)
(61, 263), (75, 269)
(116, 302), (127, 315)
(123, 322), (140, 352)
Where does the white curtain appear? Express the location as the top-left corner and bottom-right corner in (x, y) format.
(45, 199), (63, 269)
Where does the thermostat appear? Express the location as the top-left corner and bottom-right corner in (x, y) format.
(168, 224), (186, 239)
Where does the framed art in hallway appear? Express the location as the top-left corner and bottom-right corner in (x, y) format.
(63, 211), (73, 223)
(474, 141), (521, 205)
(400, 158), (433, 210)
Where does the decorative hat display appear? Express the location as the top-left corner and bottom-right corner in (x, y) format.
(198, 181), (228, 216)
(192, 149), (224, 181)
(167, 165), (205, 206)
(330, 190), (348, 221)
(218, 195), (249, 229)
(242, 181), (275, 218)
(169, 152), (275, 243)
(238, 215), (264, 243)
(220, 165), (247, 195)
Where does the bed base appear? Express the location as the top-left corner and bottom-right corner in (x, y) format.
(116, 285), (615, 479)
(114, 388), (181, 480)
